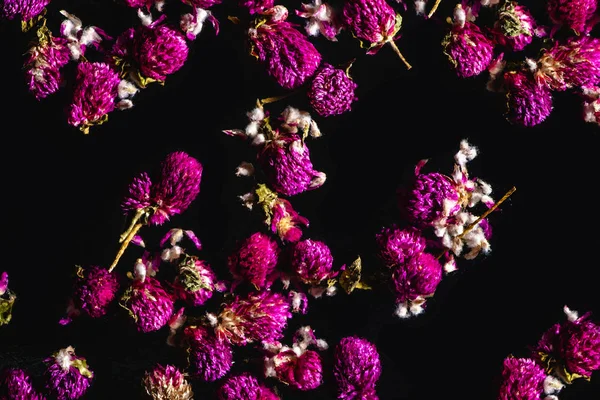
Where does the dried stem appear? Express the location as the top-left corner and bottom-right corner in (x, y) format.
(109, 223), (143, 273)
(258, 90), (298, 107)
(388, 41), (412, 70)
(427, 0), (443, 19)
(119, 209), (145, 243)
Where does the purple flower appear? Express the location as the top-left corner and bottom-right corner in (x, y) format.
(0, 271), (16, 327)
(391, 252), (442, 303)
(0, 368), (46, 400)
(240, 0), (274, 15)
(547, 0), (597, 34)
(67, 62), (120, 134)
(133, 24), (189, 82)
(44, 347), (93, 400)
(333, 336), (381, 399)
(271, 197), (309, 242)
(493, 1), (536, 51)
(504, 70), (553, 127)
(258, 132), (326, 196)
(296, 0), (342, 41)
(66, 265), (119, 321)
(442, 4), (494, 78)
(120, 276), (174, 333)
(215, 290), (292, 345)
(0, 0), (48, 22)
(376, 225), (427, 268)
(24, 24), (71, 100)
(290, 239), (336, 284)
(173, 257), (218, 306)
(308, 63), (358, 117)
(269, 349), (323, 390)
(183, 325), (233, 382)
(218, 373), (279, 400)
(142, 364), (193, 400)
(535, 36), (600, 92)
(228, 232), (280, 289)
(248, 6), (322, 89)
(498, 357), (546, 400)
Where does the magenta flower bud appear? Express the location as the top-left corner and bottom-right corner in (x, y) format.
(290, 239), (336, 284)
(0, 368), (45, 400)
(0, 271), (16, 327)
(120, 276), (174, 333)
(391, 252), (442, 303)
(376, 225), (426, 268)
(1, 0), (48, 22)
(24, 25), (71, 100)
(442, 4), (494, 78)
(498, 357), (546, 400)
(274, 349), (323, 390)
(183, 325), (233, 382)
(44, 346), (93, 400)
(215, 291), (292, 345)
(228, 232), (280, 290)
(240, 0), (274, 15)
(248, 6), (322, 89)
(67, 62), (120, 134)
(218, 373), (279, 400)
(133, 24), (189, 82)
(333, 336), (382, 399)
(174, 257), (219, 306)
(547, 0), (597, 34)
(68, 265), (120, 320)
(535, 36), (600, 92)
(494, 2), (536, 51)
(341, 0), (411, 68)
(142, 364), (193, 400)
(271, 197), (309, 242)
(308, 63), (358, 117)
(504, 70), (553, 127)
(258, 133), (326, 196)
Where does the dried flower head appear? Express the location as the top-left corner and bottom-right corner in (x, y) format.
(67, 62), (120, 134)
(173, 256), (220, 306)
(215, 290), (292, 345)
(44, 346), (93, 400)
(376, 225), (426, 268)
(184, 325), (233, 381)
(581, 85), (600, 125)
(498, 357), (546, 400)
(494, 1), (536, 51)
(0, 368), (45, 400)
(228, 232), (280, 290)
(0, 272), (16, 326)
(240, 0), (274, 15)
(504, 70), (553, 127)
(547, 0), (597, 34)
(297, 0), (342, 41)
(308, 63), (358, 117)
(218, 372), (279, 400)
(1, 0), (48, 23)
(248, 6), (322, 89)
(142, 364), (193, 400)
(442, 4), (494, 78)
(290, 239), (336, 285)
(333, 336), (382, 399)
(392, 252), (442, 318)
(133, 23), (189, 82)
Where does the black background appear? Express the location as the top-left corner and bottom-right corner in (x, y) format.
(1, 0), (599, 399)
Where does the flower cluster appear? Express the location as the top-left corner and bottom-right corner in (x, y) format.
(442, 1), (600, 127)
(498, 306), (600, 400)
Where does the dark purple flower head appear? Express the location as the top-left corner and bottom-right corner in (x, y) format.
(504, 70), (553, 127)
(240, 0), (274, 15)
(44, 347), (93, 400)
(67, 62), (120, 134)
(534, 308), (600, 380)
(25, 25), (71, 100)
(442, 4), (494, 78)
(1, 0), (48, 22)
(342, 0), (399, 53)
(133, 24), (189, 82)
(271, 349), (323, 390)
(218, 373), (278, 400)
(228, 232), (280, 289)
(174, 257), (218, 306)
(308, 63), (358, 117)
(183, 325), (233, 382)
(248, 6), (322, 89)
(334, 336), (381, 400)
(120, 275), (174, 333)
(391, 252), (442, 303)
(142, 364), (193, 400)
(290, 239), (336, 284)
(498, 357), (546, 400)
(494, 1), (535, 51)
(376, 225), (426, 268)
(536, 36), (600, 92)
(258, 132), (326, 196)
(0, 368), (46, 400)
(71, 265), (119, 319)
(547, 0), (597, 34)
(215, 290), (292, 345)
